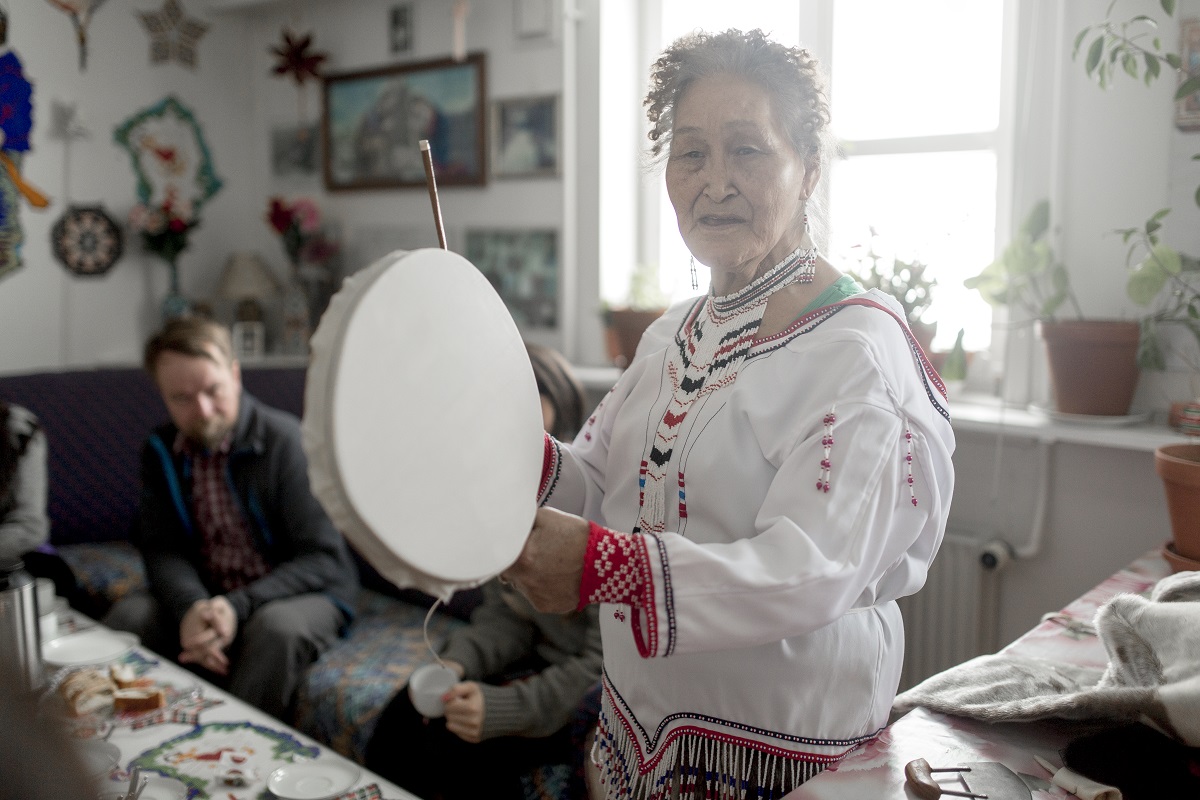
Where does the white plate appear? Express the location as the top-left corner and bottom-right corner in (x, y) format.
(1029, 404), (1153, 427)
(41, 628), (138, 667)
(268, 761), (360, 800)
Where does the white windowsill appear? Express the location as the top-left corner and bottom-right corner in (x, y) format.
(949, 394), (1193, 453)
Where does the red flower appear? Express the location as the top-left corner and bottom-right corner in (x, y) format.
(167, 218), (187, 233)
(267, 197), (294, 236)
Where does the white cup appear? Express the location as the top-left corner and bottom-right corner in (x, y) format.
(408, 663), (459, 718)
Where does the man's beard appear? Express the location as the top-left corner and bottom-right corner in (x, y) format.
(189, 418), (234, 451)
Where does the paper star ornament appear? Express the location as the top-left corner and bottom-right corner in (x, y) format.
(137, 0), (208, 69)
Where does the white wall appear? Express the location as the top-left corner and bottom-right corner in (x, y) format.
(0, 0), (567, 372)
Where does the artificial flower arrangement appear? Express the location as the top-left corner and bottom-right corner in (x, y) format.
(129, 189), (199, 266)
(266, 196), (338, 267)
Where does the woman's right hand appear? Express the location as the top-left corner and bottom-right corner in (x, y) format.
(502, 506), (589, 614)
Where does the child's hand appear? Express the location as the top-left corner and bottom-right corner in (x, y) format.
(442, 681), (485, 743)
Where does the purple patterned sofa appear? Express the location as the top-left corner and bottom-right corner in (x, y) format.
(0, 365), (596, 799)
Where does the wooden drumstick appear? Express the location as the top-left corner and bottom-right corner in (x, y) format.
(419, 139), (448, 250)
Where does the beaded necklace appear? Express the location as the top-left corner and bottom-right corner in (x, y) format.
(635, 246), (816, 534)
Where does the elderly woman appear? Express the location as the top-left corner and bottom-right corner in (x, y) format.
(505, 29), (955, 798)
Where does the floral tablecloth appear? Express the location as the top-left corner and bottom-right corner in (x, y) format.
(48, 617), (420, 800)
(785, 549), (1171, 799)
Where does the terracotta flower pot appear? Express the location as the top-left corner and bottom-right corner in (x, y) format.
(604, 307), (666, 368)
(1154, 443), (1200, 568)
(1040, 319), (1140, 416)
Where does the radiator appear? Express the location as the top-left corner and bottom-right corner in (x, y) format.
(896, 531), (1003, 692)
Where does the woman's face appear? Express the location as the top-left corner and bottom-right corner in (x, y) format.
(665, 74), (818, 294)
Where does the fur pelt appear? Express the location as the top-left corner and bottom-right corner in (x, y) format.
(892, 570), (1200, 746)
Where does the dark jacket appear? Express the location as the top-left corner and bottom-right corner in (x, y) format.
(136, 392), (358, 625)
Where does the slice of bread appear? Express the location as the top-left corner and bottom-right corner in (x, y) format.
(112, 687), (167, 714)
(59, 668), (116, 717)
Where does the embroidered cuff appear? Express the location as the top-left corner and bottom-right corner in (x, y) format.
(538, 433), (562, 506)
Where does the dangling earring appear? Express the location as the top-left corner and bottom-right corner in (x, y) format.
(690, 256), (698, 291)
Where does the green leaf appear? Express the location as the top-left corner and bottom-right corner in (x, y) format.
(1195, 183), (1200, 208)
(1131, 15), (1158, 27)
(1175, 75), (1200, 101)
(1086, 36), (1105, 75)
(1128, 256), (1170, 305)
(1138, 318), (1167, 370)
(1161, 0), (1176, 17)
(1020, 200), (1051, 241)
(1145, 53), (1161, 84)
(1166, 53), (1183, 70)
(1149, 208), (1172, 224)
(1073, 27), (1091, 58)
(1123, 52), (1139, 77)
(1153, 243), (1183, 276)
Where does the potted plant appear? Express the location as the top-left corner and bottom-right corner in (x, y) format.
(1076, 1), (1200, 570)
(848, 231), (938, 353)
(965, 200), (1143, 417)
(603, 262), (669, 368)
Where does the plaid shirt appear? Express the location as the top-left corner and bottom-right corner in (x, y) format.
(176, 432), (271, 593)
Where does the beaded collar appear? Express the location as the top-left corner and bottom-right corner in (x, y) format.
(634, 245), (817, 535)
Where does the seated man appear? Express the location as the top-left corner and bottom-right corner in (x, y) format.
(105, 317), (358, 720)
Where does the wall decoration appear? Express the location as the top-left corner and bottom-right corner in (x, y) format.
(0, 50), (49, 281)
(323, 53), (486, 190)
(491, 94), (558, 178)
(464, 228), (558, 328)
(1178, 18), (1200, 131)
(514, 0), (553, 39)
(51, 205), (123, 276)
(389, 3), (414, 55)
(114, 95), (222, 211)
(47, 0), (111, 71)
(137, 0), (208, 69)
(115, 96), (221, 318)
(270, 29), (326, 86)
(271, 123), (319, 178)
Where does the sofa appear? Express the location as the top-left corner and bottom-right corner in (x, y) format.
(0, 364), (597, 800)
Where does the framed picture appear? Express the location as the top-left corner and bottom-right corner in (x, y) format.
(491, 95), (559, 178)
(322, 53), (487, 190)
(1178, 18), (1200, 131)
(465, 228), (558, 329)
(270, 123), (319, 178)
(390, 3), (414, 55)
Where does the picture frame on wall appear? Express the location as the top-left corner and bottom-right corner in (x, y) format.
(465, 228), (558, 329)
(491, 95), (559, 178)
(390, 3), (414, 55)
(1177, 18), (1200, 131)
(322, 53), (487, 190)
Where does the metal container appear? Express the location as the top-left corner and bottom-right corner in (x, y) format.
(0, 558), (43, 692)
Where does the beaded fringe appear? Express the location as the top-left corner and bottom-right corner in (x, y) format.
(593, 699), (826, 800)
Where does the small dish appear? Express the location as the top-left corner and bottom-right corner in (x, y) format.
(267, 761), (360, 800)
(1029, 404), (1152, 427)
(42, 628), (138, 667)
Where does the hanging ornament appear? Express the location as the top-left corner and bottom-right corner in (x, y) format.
(452, 0), (470, 62)
(270, 29), (326, 86)
(0, 49), (49, 281)
(114, 95), (222, 211)
(51, 205), (122, 276)
(137, 0), (208, 69)
(46, 0), (111, 71)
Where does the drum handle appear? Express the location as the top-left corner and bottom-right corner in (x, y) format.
(423, 597), (449, 667)
(419, 139), (449, 250)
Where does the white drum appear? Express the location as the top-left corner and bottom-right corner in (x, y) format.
(302, 248), (545, 601)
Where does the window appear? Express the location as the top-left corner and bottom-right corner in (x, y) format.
(641, 0), (1010, 352)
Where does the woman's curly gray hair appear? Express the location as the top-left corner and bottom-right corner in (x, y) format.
(644, 29), (832, 167)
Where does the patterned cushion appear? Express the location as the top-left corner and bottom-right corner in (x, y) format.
(57, 540), (146, 611)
